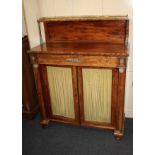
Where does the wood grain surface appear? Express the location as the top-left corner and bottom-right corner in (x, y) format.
(44, 20), (127, 44)
(29, 42), (128, 57)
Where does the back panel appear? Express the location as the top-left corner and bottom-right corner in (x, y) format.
(44, 20), (128, 44)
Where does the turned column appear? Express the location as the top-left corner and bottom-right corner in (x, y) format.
(31, 56), (49, 127)
(114, 58), (127, 140)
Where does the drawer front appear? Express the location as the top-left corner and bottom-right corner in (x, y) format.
(36, 54), (119, 68)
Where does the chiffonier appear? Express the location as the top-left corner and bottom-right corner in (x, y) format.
(28, 16), (129, 140)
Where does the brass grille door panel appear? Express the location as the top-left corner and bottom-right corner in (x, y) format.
(47, 66), (75, 119)
(82, 68), (112, 123)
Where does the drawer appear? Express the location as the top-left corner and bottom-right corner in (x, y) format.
(33, 54), (119, 68)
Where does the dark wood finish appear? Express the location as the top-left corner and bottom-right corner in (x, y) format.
(111, 69), (119, 126)
(77, 67), (85, 123)
(29, 16), (129, 140)
(22, 36), (38, 119)
(40, 65), (53, 118)
(125, 19), (129, 45)
(30, 42), (128, 57)
(114, 69), (126, 140)
(32, 64), (50, 127)
(44, 20), (127, 44)
(50, 118), (80, 126)
(81, 122), (115, 130)
(72, 66), (80, 123)
(51, 115), (79, 125)
(35, 54), (119, 68)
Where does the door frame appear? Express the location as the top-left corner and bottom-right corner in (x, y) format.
(40, 64), (80, 125)
(77, 66), (118, 130)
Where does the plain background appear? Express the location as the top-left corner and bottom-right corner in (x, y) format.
(0, 0), (155, 155)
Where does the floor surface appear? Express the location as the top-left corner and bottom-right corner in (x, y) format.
(23, 114), (133, 155)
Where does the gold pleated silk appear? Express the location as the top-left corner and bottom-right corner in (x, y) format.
(82, 68), (112, 123)
(47, 66), (75, 119)
(47, 66), (112, 123)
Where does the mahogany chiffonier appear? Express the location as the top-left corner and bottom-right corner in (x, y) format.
(28, 16), (129, 140)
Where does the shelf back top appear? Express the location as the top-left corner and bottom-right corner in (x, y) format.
(38, 15), (128, 22)
(38, 15), (129, 44)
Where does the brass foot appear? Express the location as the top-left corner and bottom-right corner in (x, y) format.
(40, 119), (50, 128)
(114, 130), (124, 140)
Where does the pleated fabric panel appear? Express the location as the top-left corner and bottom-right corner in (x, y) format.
(82, 68), (112, 123)
(47, 66), (75, 119)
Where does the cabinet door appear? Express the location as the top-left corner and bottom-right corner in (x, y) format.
(78, 67), (118, 128)
(41, 65), (79, 124)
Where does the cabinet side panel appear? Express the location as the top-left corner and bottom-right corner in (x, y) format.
(82, 68), (112, 123)
(47, 66), (75, 119)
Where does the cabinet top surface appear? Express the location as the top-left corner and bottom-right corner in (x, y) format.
(29, 42), (128, 57)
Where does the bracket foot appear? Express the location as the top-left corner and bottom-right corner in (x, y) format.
(40, 119), (50, 128)
(114, 130), (124, 140)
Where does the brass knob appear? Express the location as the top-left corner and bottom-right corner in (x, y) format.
(65, 58), (81, 62)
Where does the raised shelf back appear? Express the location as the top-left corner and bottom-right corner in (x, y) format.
(40, 16), (129, 44)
